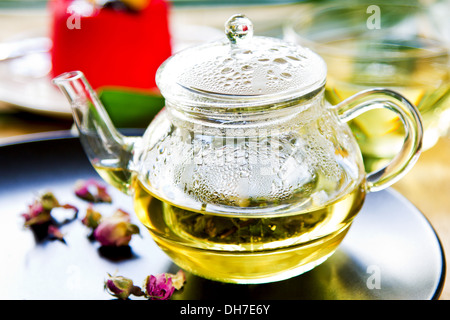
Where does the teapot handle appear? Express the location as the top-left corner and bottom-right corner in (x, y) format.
(334, 88), (423, 192)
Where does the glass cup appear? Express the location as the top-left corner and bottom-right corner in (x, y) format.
(284, 1), (450, 171)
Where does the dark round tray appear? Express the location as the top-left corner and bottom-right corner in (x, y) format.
(0, 132), (445, 299)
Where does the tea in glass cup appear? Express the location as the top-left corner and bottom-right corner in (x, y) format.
(285, 2), (449, 171)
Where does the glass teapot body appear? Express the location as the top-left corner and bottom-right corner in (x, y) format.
(135, 88), (365, 217)
(131, 88), (367, 283)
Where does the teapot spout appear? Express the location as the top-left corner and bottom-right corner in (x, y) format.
(53, 71), (138, 194)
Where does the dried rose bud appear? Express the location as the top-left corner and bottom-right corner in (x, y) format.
(22, 200), (51, 227)
(104, 274), (144, 300)
(74, 179), (112, 203)
(21, 192), (78, 243)
(94, 209), (140, 247)
(22, 192), (78, 227)
(82, 205), (103, 229)
(168, 269), (186, 290)
(143, 273), (176, 300)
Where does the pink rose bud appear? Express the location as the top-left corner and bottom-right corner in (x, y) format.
(21, 192), (78, 243)
(22, 200), (50, 226)
(74, 179), (112, 203)
(94, 209), (140, 247)
(104, 274), (144, 300)
(144, 273), (176, 300)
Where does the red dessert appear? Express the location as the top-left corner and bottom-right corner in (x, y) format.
(49, 0), (172, 91)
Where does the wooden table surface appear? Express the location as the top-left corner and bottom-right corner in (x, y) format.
(0, 4), (448, 300)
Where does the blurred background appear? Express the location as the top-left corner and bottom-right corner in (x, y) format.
(0, 0), (448, 298)
(0, 0), (305, 135)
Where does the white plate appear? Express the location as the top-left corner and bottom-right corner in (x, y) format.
(0, 49), (71, 118)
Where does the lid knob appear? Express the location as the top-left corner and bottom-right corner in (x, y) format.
(225, 14), (254, 45)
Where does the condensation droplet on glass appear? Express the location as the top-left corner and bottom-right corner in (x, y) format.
(273, 58), (287, 64)
(286, 55), (301, 61)
(221, 67), (233, 74)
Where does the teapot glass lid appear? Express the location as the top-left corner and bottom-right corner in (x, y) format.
(156, 14), (327, 107)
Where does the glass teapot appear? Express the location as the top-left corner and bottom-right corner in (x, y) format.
(54, 14), (422, 284)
